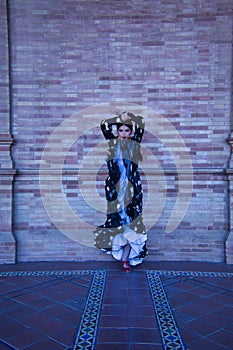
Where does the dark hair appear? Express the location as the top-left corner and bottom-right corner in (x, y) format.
(116, 112), (133, 132)
(116, 122), (133, 132)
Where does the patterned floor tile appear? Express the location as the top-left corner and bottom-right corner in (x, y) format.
(147, 271), (186, 350)
(72, 271), (106, 350)
(0, 270), (106, 350)
(0, 266), (232, 350)
(147, 270), (233, 350)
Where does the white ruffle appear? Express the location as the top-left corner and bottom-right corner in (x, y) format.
(111, 226), (147, 266)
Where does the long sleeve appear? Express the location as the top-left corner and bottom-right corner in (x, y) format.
(130, 114), (145, 143)
(100, 116), (120, 140)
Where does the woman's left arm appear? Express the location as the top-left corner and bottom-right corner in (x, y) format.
(130, 114), (145, 143)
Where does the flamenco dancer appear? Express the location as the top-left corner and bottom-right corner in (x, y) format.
(94, 111), (148, 272)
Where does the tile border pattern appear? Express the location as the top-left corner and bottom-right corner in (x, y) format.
(0, 269), (232, 350)
(146, 270), (233, 350)
(147, 271), (186, 350)
(0, 269), (106, 350)
(154, 270), (233, 278)
(72, 270), (106, 350)
(0, 270), (102, 277)
(0, 269), (232, 278)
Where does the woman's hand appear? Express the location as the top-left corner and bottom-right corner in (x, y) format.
(121, 112), (131, 122)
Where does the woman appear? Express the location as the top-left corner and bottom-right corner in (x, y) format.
(94, 111), (148, 272)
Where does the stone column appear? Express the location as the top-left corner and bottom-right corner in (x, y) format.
(0, 1), (16, 264)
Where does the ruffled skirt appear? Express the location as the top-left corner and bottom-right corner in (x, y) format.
(111, 226), (148, 266)
(97, 225), (148, 266)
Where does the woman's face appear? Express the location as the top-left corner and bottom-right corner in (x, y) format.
(117, 125), (132, 139)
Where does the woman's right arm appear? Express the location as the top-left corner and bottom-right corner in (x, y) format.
(100, 116), (120, 140)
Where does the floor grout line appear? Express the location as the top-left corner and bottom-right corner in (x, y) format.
(0, 268), (232, 349)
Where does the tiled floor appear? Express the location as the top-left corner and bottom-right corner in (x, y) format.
(0, 260), (232, 349)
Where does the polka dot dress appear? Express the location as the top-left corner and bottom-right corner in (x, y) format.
(94, 113), (148, 266)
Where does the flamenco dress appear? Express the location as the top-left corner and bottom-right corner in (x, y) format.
(94, 114), (148, 266)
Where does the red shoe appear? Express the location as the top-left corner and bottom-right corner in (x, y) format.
(121, 260), (131, 272)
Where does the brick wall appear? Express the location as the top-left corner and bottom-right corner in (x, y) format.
(1, 0), (232, 263)
(0, 1), (16, 263)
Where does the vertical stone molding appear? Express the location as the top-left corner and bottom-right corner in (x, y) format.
(226, 133), (233, 264)
(0, 1), (16, 264)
